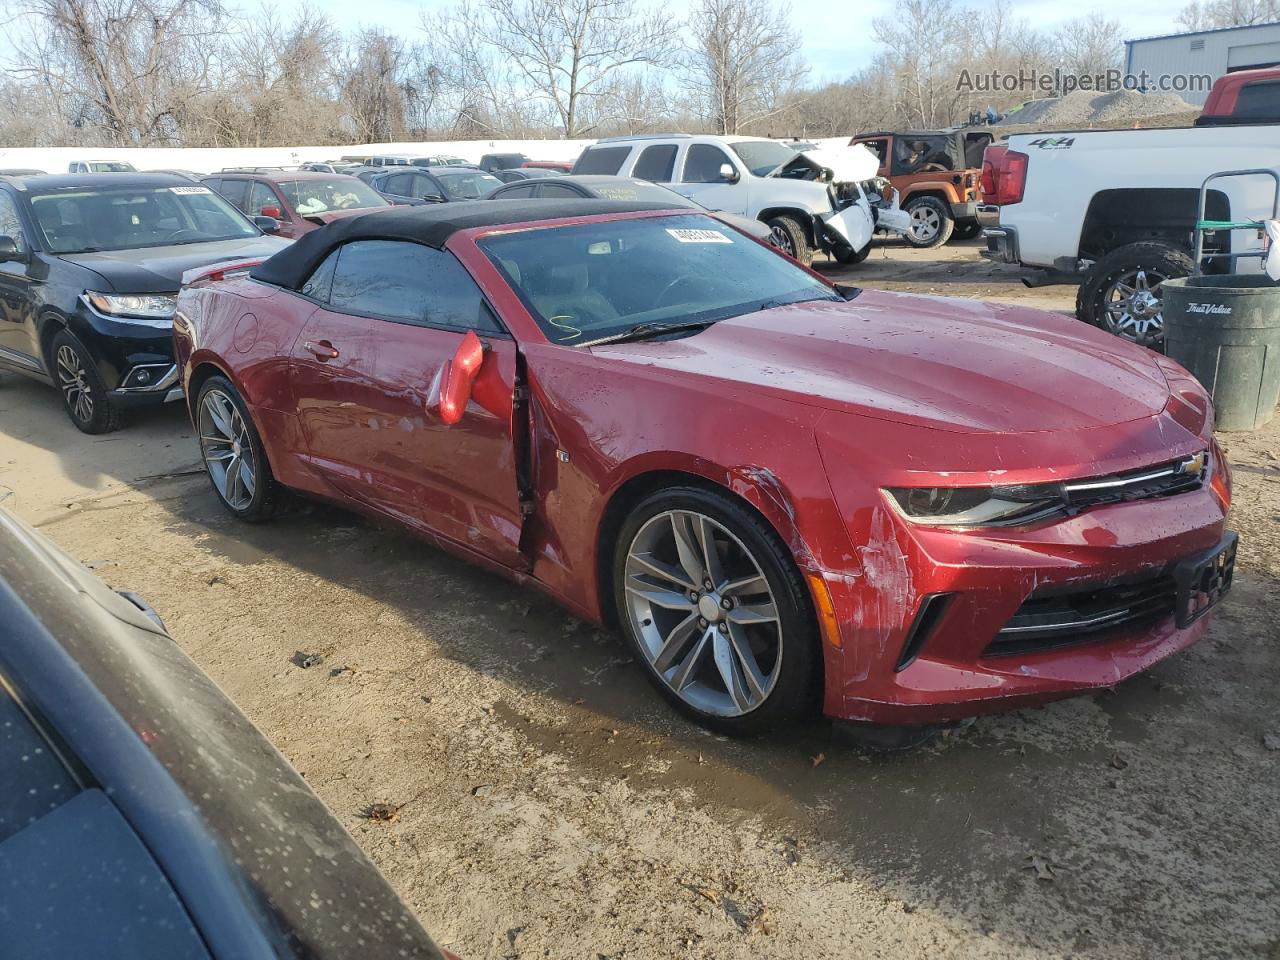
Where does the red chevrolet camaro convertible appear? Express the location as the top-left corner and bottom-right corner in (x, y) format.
(174, 200), (1235, 736)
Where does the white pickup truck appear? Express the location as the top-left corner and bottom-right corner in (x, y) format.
(982, 67), (1280, 346)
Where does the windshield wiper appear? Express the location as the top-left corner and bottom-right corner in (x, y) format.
(755, 293), (840, 313)
(579, 320), (714, 348)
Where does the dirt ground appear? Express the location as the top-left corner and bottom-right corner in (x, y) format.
(2, 235), (1278, 960)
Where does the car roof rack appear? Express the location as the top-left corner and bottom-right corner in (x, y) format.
(594, 133), (693, 143)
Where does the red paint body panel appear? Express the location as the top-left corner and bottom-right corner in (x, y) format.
(174, 209), (1234, 726)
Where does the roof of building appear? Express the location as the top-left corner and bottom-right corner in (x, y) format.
(1125, 19), (1280, 45)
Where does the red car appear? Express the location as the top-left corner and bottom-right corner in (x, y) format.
(201, 171), (389, 239)
(522, 161), (574, 173)
(173, 200), (1235, 737)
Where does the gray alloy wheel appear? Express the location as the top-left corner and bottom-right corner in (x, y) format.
(622, 509), (783, 718)
(199, 387), (258, 512)
(908, 203), (942, 244)
(770, 223), (796, 256)
(50, 329), (119, 434)
(1100, 267), (1168, 343)
(56, 344), (94, 425)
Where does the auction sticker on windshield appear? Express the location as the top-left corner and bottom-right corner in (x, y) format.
(169, 186), (212, 194)
(666, 228), (732, 244)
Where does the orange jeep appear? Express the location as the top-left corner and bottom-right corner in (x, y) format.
(849, 129), (993, 247)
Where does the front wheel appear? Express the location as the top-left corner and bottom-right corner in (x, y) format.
(51, 329), (119, 434)
(832, 242), (871, 265)
(196, 375), (277, 521)
(764, 215), (812, 266)
(1075, 241), (1193, 348)
(903, 196), (953, 248)
(612, 486), (819, 736)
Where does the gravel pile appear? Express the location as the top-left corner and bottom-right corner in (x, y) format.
(999, 89), (1194, 128)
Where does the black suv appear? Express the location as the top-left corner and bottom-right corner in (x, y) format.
(0, 174), (288, 433)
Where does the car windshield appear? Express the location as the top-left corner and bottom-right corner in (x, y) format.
(278, 178), (388, 214)
(30, 185), (259, 254)
(435, 170), (503, 199)
(480, 213), (838, 346)
(89, 162), (136, 173)
(730, 140), (799, 177)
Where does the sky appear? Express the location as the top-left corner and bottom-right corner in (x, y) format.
(282, 0), (1196, 82)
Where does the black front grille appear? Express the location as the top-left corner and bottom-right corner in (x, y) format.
(1062, 454), (1206, 511)
(985, 572), (1176, 656)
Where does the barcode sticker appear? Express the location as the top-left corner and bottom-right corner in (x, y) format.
(666, 228), (732, 244)
(169, 186), (211, 195)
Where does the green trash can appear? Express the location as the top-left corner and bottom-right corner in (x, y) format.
(1162, 274), (1280, 431)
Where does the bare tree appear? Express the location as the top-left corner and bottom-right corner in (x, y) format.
(438, 0), (674, 137)
(683, 0), (807, 135)
(8, 0), (227, 145)
(1054, 13), (1123, 79)
(1178, 0), (1279, 29)
(872, 0), (963, 128)
(339, 29), (439, 143)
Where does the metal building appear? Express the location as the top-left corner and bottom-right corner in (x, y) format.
(1125, 21), (1280, 105)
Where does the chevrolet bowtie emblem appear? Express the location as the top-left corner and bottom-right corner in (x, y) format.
(1179, 452), (1207, 478)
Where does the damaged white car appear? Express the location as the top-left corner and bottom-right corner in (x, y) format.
(570, 135), (910, 266)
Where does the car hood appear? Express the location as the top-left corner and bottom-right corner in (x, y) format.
(776, 144), (880, 184)
(60, 236), (291, 293)
(589, 290), (1172, 435)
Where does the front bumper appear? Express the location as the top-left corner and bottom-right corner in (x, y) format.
(75, 300), (180, 401)
(816, 481), (1231, 726)
(980, 225), (1019, 264)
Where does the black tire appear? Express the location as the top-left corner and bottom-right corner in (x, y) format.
(903, 196), (954, 248)
(612, 485), (819, 736)
(765, 215), (812, 265)
(1076, 241), (1193, 348)
(952, 219), (983, 241)
(195, 375), (278, 522)
(832, 242), (871, 265)
(50, 329), (120, 434)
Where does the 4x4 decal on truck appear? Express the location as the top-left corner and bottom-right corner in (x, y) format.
(1028, 137), (1075, 150)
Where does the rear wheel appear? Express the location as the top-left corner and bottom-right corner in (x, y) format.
(196, 376), (277, 521)
(51, 329), (119, 434)
(765, 215), (812, 265)
(903, 196), (953, 248)
(612, 486), (819, 736)
(1076, 241), (1193, 348)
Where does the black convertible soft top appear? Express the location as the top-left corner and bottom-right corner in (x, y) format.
(250, 198), (678, 290)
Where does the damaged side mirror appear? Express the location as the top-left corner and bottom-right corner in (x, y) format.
(438, 330), (487, 425)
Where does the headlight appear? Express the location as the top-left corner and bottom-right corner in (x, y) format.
(86, 292), (178, 325)
(885, 484), (1065, 527)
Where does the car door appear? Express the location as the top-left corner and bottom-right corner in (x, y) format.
(673, 143), (747, 214)
(215, 177), (251, 214)
(291, 239), (525, 567)
(373, 172), (415, 204)
(0, 190), (41, 373)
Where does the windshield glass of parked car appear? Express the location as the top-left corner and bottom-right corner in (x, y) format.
(435, 171), (503, 199)
(278, 178), (388, 214)
(480, 213), (837, 345)
(30, 185), (259, 254)
(730, 140), (798, 177)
